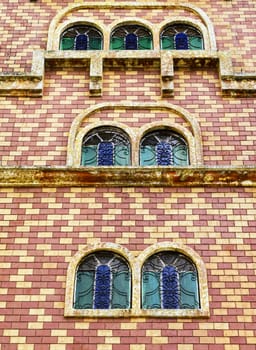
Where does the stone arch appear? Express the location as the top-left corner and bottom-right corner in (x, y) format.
(67, 102), (203, 167)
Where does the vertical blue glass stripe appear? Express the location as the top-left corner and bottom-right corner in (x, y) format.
(175, 32), (189, 50)
(125, 33), (138, 50)
(98, 142), (114, 165)
(75, 34), (88, 50)
(162, 266), (179, 309)
(94, 265), (111, 309)
(156, 141), (172, 165)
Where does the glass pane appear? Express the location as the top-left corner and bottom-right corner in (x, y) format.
(125, 33), (138, 50)
(189, 36), (203, 50)
(81, 146), (97, 166)
(161, 36), (175, 50)
(112, 271), (131, 308)
(140, 130), (189, 166)
(173, 144), (188, 166)
(115, 145), (130, 166)
(94, 265), (111, 309)
(156, 141), (172, 165)
(60, 37), (74, 50)
(75, 34), (88, 50)
(110, 37), (124, 50)
(142, 271), (161, 309)
(140, 145), (156, 166)
(81, 127), (131, 166)
(98, 142), (114, 166)
(161, 266), (179, 309)
(89, 37), (102, 50)
(75, 252), (131, 310)
(175, 32), (189, 50)
(74, 271), (94, 309)
(180, 272), (200, 309)
(138, 36), (152, 50)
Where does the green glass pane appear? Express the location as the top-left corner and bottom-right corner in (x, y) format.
(75, 271), (94, 309)
(173, 145), (189, 166)
(112, 271), (131, 309)
(142, 271), (161, 309)
(115, 145), (130, 166)
(180, 272), (200, 309)
(138, 36), (152, 50)
(81, 146), (97, 166)
(89, 37), (102, 50)
(140, 145), (156, 166)
(189, 36), (203, 50)
(60, 37), (74, 50)
(110, 37), (124, 50)
(161, 36), (175, 50)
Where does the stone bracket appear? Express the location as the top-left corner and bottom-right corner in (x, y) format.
(0, 49), (256, 97)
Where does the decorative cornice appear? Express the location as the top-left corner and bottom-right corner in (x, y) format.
(0, 166), (255, 188)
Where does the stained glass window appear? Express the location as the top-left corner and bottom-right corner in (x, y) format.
(161, 24), (203, 50)
(74, 251), (131, 309)
(142, 251), (200, 309)
(81, 127), (131, 166)
(110, 25), (153, 50)
(60, 25), (103, 50)
(140, 129), (189, 166)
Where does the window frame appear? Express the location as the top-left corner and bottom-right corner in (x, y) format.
(65, 242), (209, 318)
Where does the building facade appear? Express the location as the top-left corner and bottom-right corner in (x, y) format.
(0, 1), (256, 349)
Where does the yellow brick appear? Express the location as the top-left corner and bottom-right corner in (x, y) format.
(152, 337), (168, 344)
(3, 329), (19, 337)
(97, 330), (112, 336)
(178, 345), (193, 350)
(146, 329), (161, 337)
(130, 346), (145, 350)
(18, 345), (34, 350)
(105, 337), (120, 344)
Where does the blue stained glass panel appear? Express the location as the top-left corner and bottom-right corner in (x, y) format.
(125, 33), (138, 50)
(94, 265), (111, 309)
(162, 266), (179, 309)
(75, 34), (88, 50)
(156, 141), (172, 165)
(175, 32), (189, 50)
(98, 142), (114, 165)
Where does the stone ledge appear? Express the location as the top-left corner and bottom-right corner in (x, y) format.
(0, 166), (255, 187)
(0, 49), (256, 97)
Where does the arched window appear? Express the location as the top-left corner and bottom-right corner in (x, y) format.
(74, 251), (131, 310)
(110, 24), (153, 50)
(161, 23), (203, 50)
(60, 25), (103, 50)
(81, 126), (131, 166)
(142, 251), (200, 310)
(140, 129), (189, 166)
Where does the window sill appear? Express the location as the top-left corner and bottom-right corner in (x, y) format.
(64, 307), (209, 318)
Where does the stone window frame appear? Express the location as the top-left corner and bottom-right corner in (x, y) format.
(47, 5), (216, 52)
(67, 102), (203, 168)
(64, 242), (210, 318)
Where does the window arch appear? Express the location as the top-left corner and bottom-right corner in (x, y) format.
(81, 126), (131, 166)
(141, 251), (199, 310)
(60, 25), (103, 50)
(74, 250), (131, 310)
(160, 23), (204, 50)
(140, 129), (189, 166)
(110, 24), (153, 50)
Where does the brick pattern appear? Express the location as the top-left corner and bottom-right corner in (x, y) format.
(0, 187), (256, 349)
(1, 1), (256, 349)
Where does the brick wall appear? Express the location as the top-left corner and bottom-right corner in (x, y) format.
(0, 1), (256, 349)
